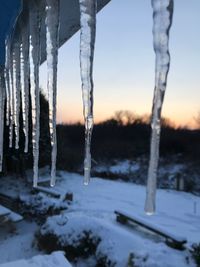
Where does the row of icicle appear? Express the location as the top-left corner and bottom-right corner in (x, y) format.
(1, 0), (60, 188)
(0, 0), (96, 188)
(0, 0), (173, 214)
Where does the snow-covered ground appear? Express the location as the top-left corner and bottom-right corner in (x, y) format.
(0, 220), (39, 264)
(0, 171), (200, 266)
(0, 251), (71, 267)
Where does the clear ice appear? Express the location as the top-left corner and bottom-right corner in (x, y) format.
(79, 0), (96, 185)
(20, 24), (30, 153)
(5, 41), (11, 127)
(12, 41), (21, 149)
(29, 2), (41, 187)
(9, 50), (14, 148)
(0, 69), (5, 171)
(0, 0), (175, 215)
(145, 0), (174, 214)
(45, 0), (60, 187)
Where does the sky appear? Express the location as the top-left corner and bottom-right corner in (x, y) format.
(40, 0), (200, 128)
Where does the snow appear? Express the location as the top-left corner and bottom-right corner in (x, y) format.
(38, 171), (199, 266)
(35, 186), (61, 198)
(115, 210), (186, 243)
(0, 170), (199, 266)
(0, 205), (10, 217)
(6, 211), (23, 223)
(0, 221), (39, 264)
(0, 204), (22, 223)
(0, 251), (71, 267)
(109, 160), (140, 174)
(55, 172), (200, 246)
(40, 213), (192, 267)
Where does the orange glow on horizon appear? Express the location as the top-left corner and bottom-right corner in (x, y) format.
(57, 106), (198, 129)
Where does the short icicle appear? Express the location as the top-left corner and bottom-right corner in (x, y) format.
(145, 0), (174, 214)
(20, 24), (30, 153)
(79, 0), (97, 185)
(0, 69), (6, 172)
(45, 0), (60, 187)
(29, 1), (41, 187)
(4, 40), (11, 126)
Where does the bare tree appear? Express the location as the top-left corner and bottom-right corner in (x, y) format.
(194, 111), (200, 128)
(113, 110), (136, 125)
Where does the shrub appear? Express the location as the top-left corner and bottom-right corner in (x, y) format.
(36, 214), (117, 267)
(191, 243), (200, 267)
(37, 228), (101, 261)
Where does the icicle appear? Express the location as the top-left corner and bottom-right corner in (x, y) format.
(20, 24), (30, 153)
(29, 2), (41, 187)
(145, 0), (173, 214)
(45, 0), (60, 187)
(9, 52), (14, 148)
(79, 0), (96, 185)
(12, 41), (21, 149)
(4, 41), (11, 126)
(0, 69), (6, 172)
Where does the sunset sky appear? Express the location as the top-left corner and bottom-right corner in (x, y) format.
(40, 0), (200, 128)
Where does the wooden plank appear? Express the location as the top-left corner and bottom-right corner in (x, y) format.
(0, 204), (10, 217)
(0, 204), (23, 224)
(34, 186), (73, 202)
(115, 210), (187, 249)
(6, 211), (23, 223)
(34, 186), (61, 198)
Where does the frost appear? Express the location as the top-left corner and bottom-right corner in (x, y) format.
(79, 0), (97, 185)
(145, 0), (174, 214)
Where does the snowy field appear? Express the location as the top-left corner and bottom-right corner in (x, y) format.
(0, 170), (200, 266)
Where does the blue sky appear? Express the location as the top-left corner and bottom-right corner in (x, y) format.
(40, 0), (200, 128)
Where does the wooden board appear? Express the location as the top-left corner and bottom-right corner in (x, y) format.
(115, 210), (187, 250)
(6, 211), (23, 223)
(0, 204), (10, 217)
(34, 186), (61, 198)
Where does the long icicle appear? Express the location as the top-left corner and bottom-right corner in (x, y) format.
(9, 51), (14, 148)
(79, 0), (96, 185)
(0, 68), (6, 172)
(29, 1), (41, 187)
(20, 24), (30, 153)
(145, 0), (174, 214)
(45, 0), (60, 187)
(12, 41), (21, 150)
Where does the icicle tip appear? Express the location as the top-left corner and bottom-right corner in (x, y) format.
(50, 181), (56, 187)
(33, 183), (38, 188)
(145, 211), (155, 216)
